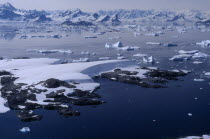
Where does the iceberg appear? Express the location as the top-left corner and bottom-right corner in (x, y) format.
(143, 56), (155, 63)
(112, 42), (123, 48)
(170, 54), (192, 61)
(204, 72), (210, 76)
(19, 127), (30, 133)
(178, 50), (199, 55)
(192, 52), (209, 59)
(170, 51), (208, 61)
(99, 57), (111, 60)
(196, 40), (210, 47)
(105, 42), (123, 49)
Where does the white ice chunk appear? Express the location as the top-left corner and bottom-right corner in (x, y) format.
(179, 135), (210, 139)
(143, 56), (155, 63)
(194, 79), (204, 82)
(196, 40), (210, 47)
(112, 41), (123, 48)
(170, 54), (192, 61)
(99, 57), (111, 60)
(133, 53), (148, 57)
(204, 72), (210, 76)
(146, 42), (161, 45)
(19, 127), (30, 133)
(179, 50), (199, 55)
(118, 46), (139, 51)
(192, 52), (208, 59)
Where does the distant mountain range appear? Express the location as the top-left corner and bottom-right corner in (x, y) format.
(0, 2), (210, 26)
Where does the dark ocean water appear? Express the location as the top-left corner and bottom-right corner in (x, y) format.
(0, 29), (210, 139)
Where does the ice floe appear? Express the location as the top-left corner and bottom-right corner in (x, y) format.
(179, 135), (210, 139)
(204, 72), (210, 76)
(188, 113), (193, 116)
(196, 40), (210, 47)
(145, 33), (159, 37)
(194, 79), (205, 82)
(133, 53), (148, 57)
(146, 42), (161, 45)
(27, 49), (73, 54)
(105, 42), (139, 51)
(19, 127), (30, 133)
(84, 36), (97, 39)
(170, 54), (192, 61)
(72, 58), (89, 63)
(118, 46), (140, 51)
(117, 56), (125, 60)
(170, 50), (209, 61)
(179, 50), (199, 55)
(193, 61), (203, 64)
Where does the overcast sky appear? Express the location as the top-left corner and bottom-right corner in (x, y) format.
(1, 0), (210, 11)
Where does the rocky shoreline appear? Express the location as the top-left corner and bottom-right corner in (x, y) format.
(0, 71), (103, 122)
(0, 59), (190, 122)
(97, 67), (189, 88)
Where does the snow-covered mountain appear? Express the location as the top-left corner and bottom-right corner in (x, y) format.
(0, 2), (210, 27)
(0, 2), (16, 11)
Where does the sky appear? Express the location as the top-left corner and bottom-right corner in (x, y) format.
(1, 0), (210, 12)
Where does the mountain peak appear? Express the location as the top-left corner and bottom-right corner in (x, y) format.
(0, 2), (16, 11)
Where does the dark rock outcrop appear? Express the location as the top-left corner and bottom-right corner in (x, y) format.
(17, 110), (42, 122)
(42, 78), (76, 88)
(100, 68), (188, 88)
(62, 20), (94, 26)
